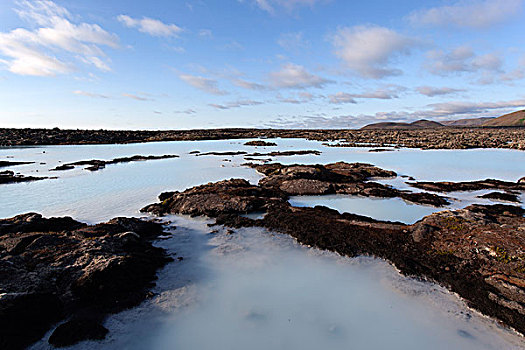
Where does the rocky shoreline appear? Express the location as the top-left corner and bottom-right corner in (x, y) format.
(1, 127), (524, 150)
(0, 214), (173, 349)
(142, 162), (525, 335)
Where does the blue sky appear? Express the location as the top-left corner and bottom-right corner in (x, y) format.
(0, 0), (524, 129)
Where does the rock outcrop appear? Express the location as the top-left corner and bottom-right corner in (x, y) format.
(0, 213), (172, 349)
(143, 176), (525, 335)
(249, 162), (449, 206)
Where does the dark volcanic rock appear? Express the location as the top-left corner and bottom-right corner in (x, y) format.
(478, 192), (521, 203)
(145, 176), (525, 334)
(244, 140), (277, 146)
(196, 151), (247, 156)
(50, 154), (179, 172)
(0, 293), (63, 350)
(409, 179), (525, 192)
(248, 162), (448, 206)
(142, 178), (287, 216)
(0, 170), (48, 184)
(1, 127), (525, 150)
(48, 319), (108, 348)
(0, 161), (34, 168)
(0, 214), (172, 349)
(51, 164), (75, 171)
(246, 150), (321, 157)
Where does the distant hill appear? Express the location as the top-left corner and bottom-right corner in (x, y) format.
(441, 117), (494, 127)
(361, 119), (443, 130)
(482, 110), (525, 127)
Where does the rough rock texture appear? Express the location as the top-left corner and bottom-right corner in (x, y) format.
(0, 213), (172, 349)
(245, 150), (321, 157)
(50, 154), (179, 172)
(409, 179), (525, 192)
(142, 179), (286, 216)
(249, 162), (449, 206)
(478, 192), (521, 203)
(244, 140), (277, 146)
(196, 150), (320, 158)
(0, 170), (48, 185)
(143, 178), (525, 335)
(1, 127), (524, 150)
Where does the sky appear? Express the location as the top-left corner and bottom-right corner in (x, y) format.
(0, 0), (524, 130)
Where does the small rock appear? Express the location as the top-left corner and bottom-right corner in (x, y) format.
(48, 319), (108, 347)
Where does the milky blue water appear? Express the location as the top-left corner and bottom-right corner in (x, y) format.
(1, 139), (524, 349)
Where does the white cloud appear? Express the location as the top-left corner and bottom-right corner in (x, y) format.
(472, 53), (502, 71)
(0, 1), (118, 77)
(425, 46), (503, 75)
(122, 93), (153, 101)
(331, 25), (415, 79)
(174, 109), (196, 115)
(198, 29), (213, 38)
(73, 90), (110, 98)
(245, 0), (323, 14)
(179, 73), (228, 95)
(117, 15), (182, 37)
(328, 93), (357, 104)
(269, 63), (332, 89)
(408, 0), (523, 29)
(278, 91), (317, 103)
(277, 32), (309, 51)
(209, 99), (263, 110)
(232, 78), (267, 90)
(328, 85), (406, 104)
(417, 86), (464, 97)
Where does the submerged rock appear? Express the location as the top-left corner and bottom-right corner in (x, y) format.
(0, 214), (172, 349)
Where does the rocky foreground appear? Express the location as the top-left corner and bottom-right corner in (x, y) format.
(1, 127), (524, 150)
(0, 214), (172, 349)
(143, 162), (525, 335)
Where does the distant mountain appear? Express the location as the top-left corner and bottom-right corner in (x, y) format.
(361, 119), (443, 130)
(441, 117), (494, 126)
(482, 110), (525, 127)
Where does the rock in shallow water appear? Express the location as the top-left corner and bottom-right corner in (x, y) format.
(143, 170), (525, 335)
(48, 319), (109, 348)
(0, 213), (172, 349)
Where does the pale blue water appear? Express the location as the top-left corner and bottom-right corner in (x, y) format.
(289, 195), (442, 224)
(1, 139), (524, 349)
